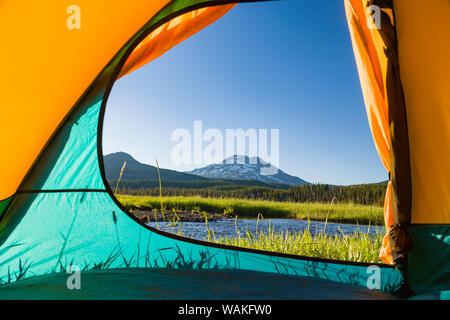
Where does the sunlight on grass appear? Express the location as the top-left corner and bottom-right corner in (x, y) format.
(214, 227), (383, 264)
(117, 195), (384, 225)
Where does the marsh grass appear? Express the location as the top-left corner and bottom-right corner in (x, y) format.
(118, 195), (384, 225)
(214, 222), (383, 264)
(114, 161), (127, 195)
(151, 210), (383, 264)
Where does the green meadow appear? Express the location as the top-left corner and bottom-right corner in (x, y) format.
(117, 195), (384, 225)
(213, 225), (384, 264)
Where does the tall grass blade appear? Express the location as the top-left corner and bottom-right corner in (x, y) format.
(114, 161), (127, 195)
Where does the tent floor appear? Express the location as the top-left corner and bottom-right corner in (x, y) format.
(0, 268), (398, 300)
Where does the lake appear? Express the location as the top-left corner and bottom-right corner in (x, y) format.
(147, 218), (383, 241)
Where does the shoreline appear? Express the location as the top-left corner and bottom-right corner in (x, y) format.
(130, 209), (384, 227)
(120, 195), (385, 226)
(131, 209), (225, 223)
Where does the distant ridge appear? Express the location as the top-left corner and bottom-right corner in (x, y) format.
(104, 152), (208, 182)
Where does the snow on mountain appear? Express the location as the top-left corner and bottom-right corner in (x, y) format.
(187, 155), (310, 186)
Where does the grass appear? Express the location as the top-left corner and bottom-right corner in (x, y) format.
(152, 213), (384, 264)
(214, 225), (383, 264)
(117, 194), (384, 225)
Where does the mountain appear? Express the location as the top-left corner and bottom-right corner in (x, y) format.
(186, 155), (310, 186)
(104, 152), (208, 182)
(104, 153), (309, 188)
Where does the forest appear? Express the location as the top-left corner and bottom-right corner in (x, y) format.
(112, 180), (388, 206)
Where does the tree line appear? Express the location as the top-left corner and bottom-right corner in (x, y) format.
(113, 181), (388, 206)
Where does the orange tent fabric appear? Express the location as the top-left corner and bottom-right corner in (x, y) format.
(119, 6), (234, 78)
(344, 0), (393, 264)
(346, 0), (450, 263)
(0, 1), (233, 201)
(394, 1), (450, 224)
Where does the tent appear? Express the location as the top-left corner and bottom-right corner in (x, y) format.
(0, 0), (448, 299)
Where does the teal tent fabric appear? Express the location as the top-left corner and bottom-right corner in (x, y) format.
(19, 97), (105, 191)
(408, 225), (450, 297)
(0, 269), (399, 300)
(0, 94), (403, 296)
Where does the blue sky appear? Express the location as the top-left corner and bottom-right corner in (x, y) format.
(103, 0), (387, 186)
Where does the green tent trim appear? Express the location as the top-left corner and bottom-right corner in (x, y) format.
(0, 198), (11, 219)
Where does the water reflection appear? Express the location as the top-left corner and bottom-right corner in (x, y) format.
(148, 218), (383, 241)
